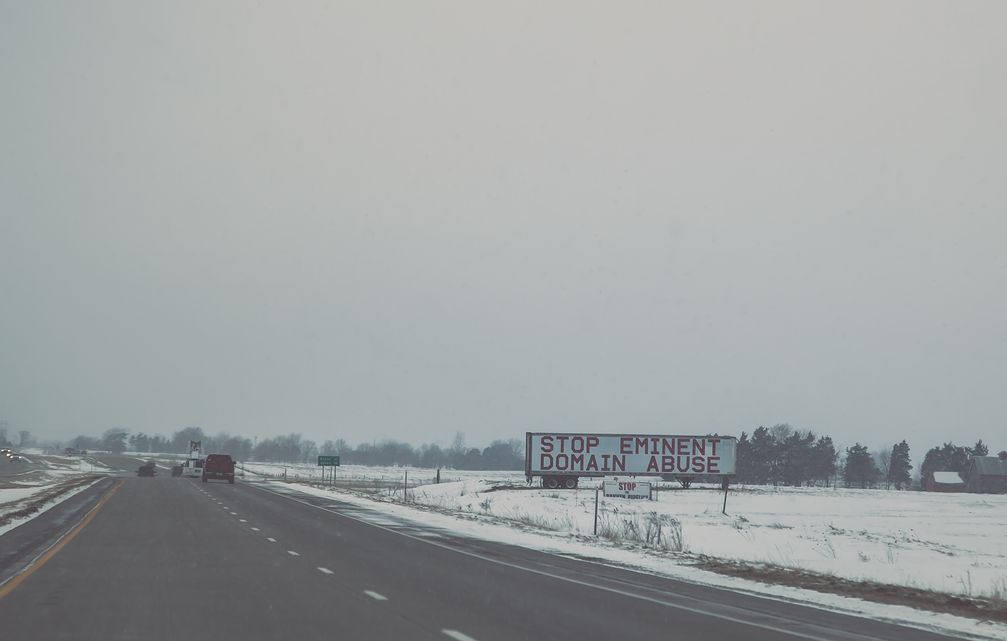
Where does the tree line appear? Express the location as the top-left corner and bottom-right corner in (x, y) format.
(33, 424), (1007, 485)
(65, 427), (525, 471)
(735, 425), (1002, 489)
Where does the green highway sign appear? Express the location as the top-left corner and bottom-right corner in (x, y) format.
(317, 455), (340, 466)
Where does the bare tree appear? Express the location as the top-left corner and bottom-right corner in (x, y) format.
(874, 448), (892, 489)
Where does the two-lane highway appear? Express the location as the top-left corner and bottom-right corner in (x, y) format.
(0, 457), (965, 641)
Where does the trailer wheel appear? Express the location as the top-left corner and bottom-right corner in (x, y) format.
(543, 476), (560, 489)
(563, 477), (579, 489)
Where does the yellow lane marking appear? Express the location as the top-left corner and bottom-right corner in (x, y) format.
(0, 478), (123, 599)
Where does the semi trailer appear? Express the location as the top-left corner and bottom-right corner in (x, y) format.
(525, 432), (737, 489)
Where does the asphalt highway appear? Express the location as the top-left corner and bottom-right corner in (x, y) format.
(0, 454), (964, 641)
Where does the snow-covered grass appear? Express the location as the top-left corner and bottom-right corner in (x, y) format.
(0, 454), (110, 536)
(407, 479), (1007, 600)
(239, 460), (522, 486)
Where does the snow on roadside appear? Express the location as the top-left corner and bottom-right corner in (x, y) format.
(261, 478), (1007, 641)
(0, 477), (105, 538)
(240, 461), (521, 486)
(1, 453), (112, 533)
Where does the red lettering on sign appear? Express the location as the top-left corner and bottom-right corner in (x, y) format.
(677, 455), (690, 472)
(541, 436), (553, 454)
(691, 455), (706, 473)
(692, 438), (705, 456)
(708, 456), (720, 473)
(555, 435), (570, 452)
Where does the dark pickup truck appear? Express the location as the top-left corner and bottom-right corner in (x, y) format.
(202, 454), (235, 484)
(137, 461), (157, 477)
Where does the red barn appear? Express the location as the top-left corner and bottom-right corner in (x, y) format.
(966, 456), (1007, 494)
(923, 471), (966, 492)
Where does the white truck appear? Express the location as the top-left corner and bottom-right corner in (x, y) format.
(180, 439), (204, 478)
(524, 432), (737, 489)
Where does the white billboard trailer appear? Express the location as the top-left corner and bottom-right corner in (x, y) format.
(603, 477), (651, 499)
(525, 432), (737, 489)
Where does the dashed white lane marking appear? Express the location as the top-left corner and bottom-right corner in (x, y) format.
(287, 550), (300, 556)
(317, 567), (334, 575)
(239, 519), (247, 523)
(266, 537), (277, 542)
(442, 631), (477, 641)
(230, 512), (238, 515)
(250, 526), (260, 531)
(363, 590), (387, 601)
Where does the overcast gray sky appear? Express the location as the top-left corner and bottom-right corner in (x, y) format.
(1, 1), (1004, 451)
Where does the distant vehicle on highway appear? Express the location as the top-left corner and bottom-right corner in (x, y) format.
(181, 439), (204, 478)
(137, 461), (157, 477)
(202, 454), (235, 484)
(1, 448), (11, 458)
(9, 453), (25, 463)
(181, 457), (204, 477)
(171, 464), (183, 477)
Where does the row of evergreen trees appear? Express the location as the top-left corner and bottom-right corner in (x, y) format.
(735, 426), (1000, 489)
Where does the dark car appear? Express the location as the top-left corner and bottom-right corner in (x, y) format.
(202, 454), (235, 484)
(137, 461), (157, 477)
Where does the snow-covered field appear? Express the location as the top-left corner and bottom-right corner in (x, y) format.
(412, 480), (1007, 601)
(240, 461), (1007, 601)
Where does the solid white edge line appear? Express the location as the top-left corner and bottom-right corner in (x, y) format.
(239, 519), (247, 522)
(317, 567), (334, 575)
(363, 590), (387, 601)
(442, 631), (478, 641)
(245, 483), (868, 641)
